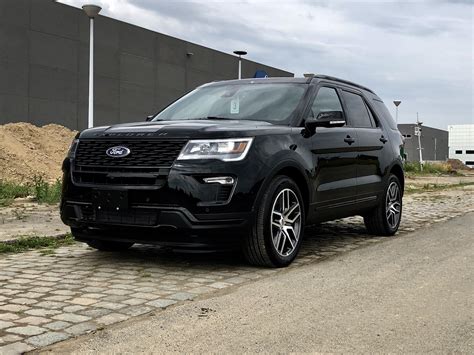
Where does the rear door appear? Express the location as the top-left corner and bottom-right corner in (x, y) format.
(340, 89), (386, 203)
(309, 86), (359, 211)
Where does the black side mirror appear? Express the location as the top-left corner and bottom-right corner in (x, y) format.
(305, 111), (345, 133)
(146, 115), (154, 122)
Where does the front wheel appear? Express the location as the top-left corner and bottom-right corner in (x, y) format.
(243, 175), (305, 267)
(364, 174), (403, 236)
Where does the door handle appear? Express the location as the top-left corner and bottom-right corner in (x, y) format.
(344, 135), (355, 145)
(380, 136), (388, 143)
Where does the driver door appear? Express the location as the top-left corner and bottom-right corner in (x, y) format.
(309, 86), (359, 214)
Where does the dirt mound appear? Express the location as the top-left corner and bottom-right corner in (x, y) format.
(447, 159), (471, 171)
(0, 122), (77, 183)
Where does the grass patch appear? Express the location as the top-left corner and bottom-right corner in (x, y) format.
(404, 161), (460, 176)
(405, 182), (474, 194)
(0, 175), (62, 206)
(0, 234), (75, 254)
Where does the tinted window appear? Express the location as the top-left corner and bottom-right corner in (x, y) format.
(372, 99), (398, 130)
(310, 87), (343, 119)
(342, 91), (373, 128)
(455, 150), (462, 154)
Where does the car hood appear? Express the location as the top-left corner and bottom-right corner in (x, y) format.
(78, 119), (293, 139)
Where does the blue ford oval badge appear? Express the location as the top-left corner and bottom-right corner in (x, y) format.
(106, 146), (130, 158)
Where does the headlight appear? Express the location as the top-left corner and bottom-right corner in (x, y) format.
(177, 138), (253, 162)
(67, 139), (79, 158)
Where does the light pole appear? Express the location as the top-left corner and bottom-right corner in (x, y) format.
(393, 100), (401, 124)
(233, 50), (247, 80)
(82, 4), (102, 128)
(415, 112), (424, 171)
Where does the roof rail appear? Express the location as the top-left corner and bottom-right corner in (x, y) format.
(314, 75), (375, 94)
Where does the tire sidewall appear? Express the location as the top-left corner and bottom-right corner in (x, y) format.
(259, 176), (305, 266)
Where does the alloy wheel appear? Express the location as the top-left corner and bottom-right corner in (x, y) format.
(270, 188), (302, 257)
(386, 181), (401, 229)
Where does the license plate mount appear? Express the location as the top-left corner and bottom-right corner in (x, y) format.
(92, 190), (128, 210)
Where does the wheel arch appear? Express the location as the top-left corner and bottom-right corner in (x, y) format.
(253, 160), (311, 220)
(389, 163), (405, 195)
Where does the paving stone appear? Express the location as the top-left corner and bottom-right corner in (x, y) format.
(16, 316), (50, 325)
(68, 297), (98, 306)
(44, 321), (72, 331)
(64, 322), (98, 335)
(25, 308), (61, 317)
(0, 341), (34, 355)
(0, 334), (22, 343)
(94, 302), (127, 310)
(96, 313), (131, 326)
(121, 305), (153, 317)
(80, 293), (107, 299)
(6, 325), (46, 336)
(168, 292), (196, 301)
(52, 313), (91, 323)
(208, 282), (233, 289)
(0, 304), (30, 312)
(25, 331), (71, 347)
(35, 301), (67, 310)
(122, 298), (148, 306)
(63, 305), (87, 313)
(0, 320), (15, 330)
(79, 308), (112, 318)
(131, 292), (161, 300)
(146, 299), (177, 309)
(45, 295), (72, 302)
(0, 313), (20, 321)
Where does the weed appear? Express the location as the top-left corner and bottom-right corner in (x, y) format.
(0, 234), (75, 254)
(0, 180), (31, 206)
(404, 161), (459, 176)
(32, 175), (62, 204)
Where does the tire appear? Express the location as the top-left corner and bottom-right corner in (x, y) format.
(243, 175), (305, 267)
(364, 174), (402, 236)
(86, 239), (134, 252)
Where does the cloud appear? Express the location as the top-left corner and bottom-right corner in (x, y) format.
(60, 0), (473, 129)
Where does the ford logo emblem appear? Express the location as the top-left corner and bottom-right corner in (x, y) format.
(106, 146), (131, 158)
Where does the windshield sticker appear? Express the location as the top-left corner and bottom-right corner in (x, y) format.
(230, 98), (240, 114)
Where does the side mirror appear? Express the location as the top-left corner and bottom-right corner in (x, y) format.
(305, 111), (345, 133)
(146, 115), (154, 122)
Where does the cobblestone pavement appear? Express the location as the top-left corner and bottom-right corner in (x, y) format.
(0, 188), (473, 354)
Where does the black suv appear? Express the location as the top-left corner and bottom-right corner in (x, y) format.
(61, 75), (404, 267)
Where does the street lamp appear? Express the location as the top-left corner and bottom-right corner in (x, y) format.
(233, 50), (247, 80)
(82, 4), (102, 128)
(393, 100), (401, 124)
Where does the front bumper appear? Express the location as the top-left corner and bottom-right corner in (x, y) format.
(61, 158), (260, 247)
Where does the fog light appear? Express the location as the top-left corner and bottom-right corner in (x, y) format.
(203, 176), (235, 185)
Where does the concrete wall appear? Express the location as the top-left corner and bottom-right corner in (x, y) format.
(398, 124), (449, 162)
(0, 0), (293, 130)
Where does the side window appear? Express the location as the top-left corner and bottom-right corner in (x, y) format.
(310, 87), (344, 119)
(341, 91), (373, 128)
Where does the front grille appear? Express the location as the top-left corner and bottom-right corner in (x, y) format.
(73, 139), (187, 186)
(75, 139), (187, 167)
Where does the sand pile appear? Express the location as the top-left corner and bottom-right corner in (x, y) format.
(0, 123), (77, 183)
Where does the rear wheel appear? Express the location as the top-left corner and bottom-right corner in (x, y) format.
(364, 174), (402, 235)
(243, 175), (305, 267)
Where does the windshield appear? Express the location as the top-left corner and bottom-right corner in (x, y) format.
(153, 83), (306, 124)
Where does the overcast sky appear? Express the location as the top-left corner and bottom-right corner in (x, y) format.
(60, 0), (473, 129)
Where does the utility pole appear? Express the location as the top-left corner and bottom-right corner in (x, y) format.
(415, 112), (424, 171)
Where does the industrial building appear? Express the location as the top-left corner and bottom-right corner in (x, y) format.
(398, 124), (448, 163)
(0, 0), (292, 131)
(448, 124), (474, 168)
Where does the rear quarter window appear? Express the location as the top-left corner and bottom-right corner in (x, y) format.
(372, 99), (398, 130)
